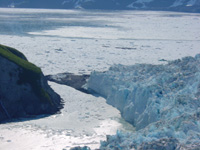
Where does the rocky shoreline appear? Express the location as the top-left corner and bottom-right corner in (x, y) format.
(46, 73), (92, 94)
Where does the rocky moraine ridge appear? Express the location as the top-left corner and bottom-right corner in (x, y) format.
(0, 44), (62, 123)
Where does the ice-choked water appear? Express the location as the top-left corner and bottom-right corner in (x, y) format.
(87, 54), (200, 149)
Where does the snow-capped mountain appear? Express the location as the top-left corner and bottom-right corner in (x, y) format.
(0, 0), (200, 12)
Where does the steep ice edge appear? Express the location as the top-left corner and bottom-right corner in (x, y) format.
(86, 54), (200, 149)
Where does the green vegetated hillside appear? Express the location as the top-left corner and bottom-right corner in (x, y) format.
(0, 44), (50, 102)
(0, 44), (62, 122)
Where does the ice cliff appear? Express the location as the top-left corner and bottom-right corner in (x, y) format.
(87, 54), (200, 149)
(0, 44), (62, 123)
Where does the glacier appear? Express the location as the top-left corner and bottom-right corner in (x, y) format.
(86, 54), (200, 149)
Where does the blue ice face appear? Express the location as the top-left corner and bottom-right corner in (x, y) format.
(88, 54), (200, 149)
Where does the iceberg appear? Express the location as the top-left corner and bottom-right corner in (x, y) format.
(86, 54), (200, 149)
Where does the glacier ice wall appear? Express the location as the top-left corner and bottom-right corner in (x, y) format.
(87, 54), (200, 149)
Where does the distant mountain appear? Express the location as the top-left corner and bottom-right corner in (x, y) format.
(0, 0), (200, 13)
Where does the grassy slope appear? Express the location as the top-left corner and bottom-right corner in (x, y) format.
(0, 44), (41, 73)
(0, 44), (51, 103)
(0, 44), (28, 60)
